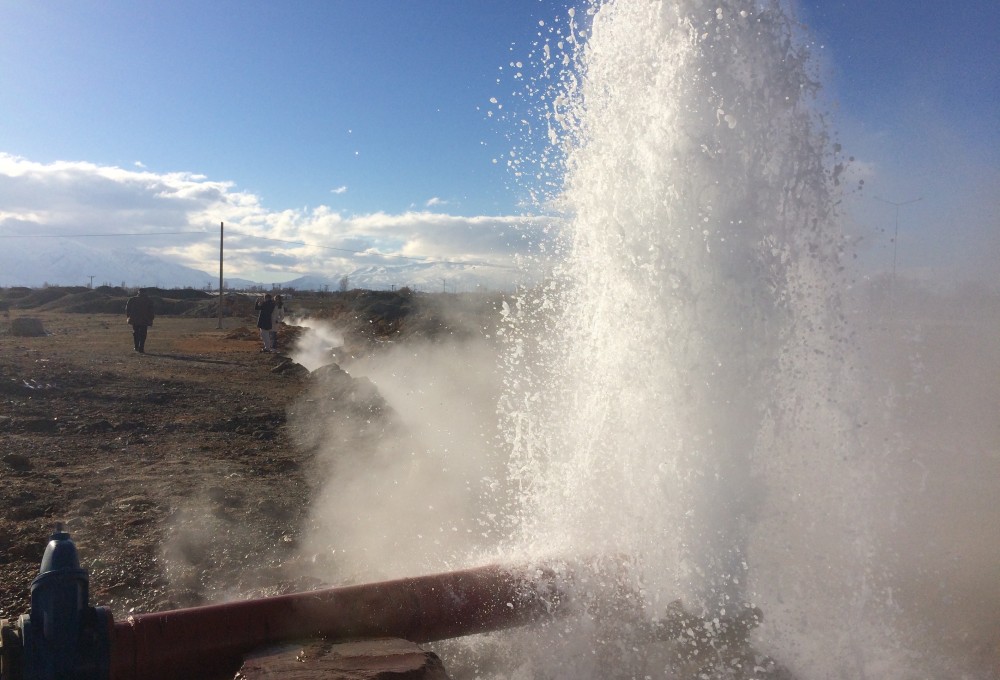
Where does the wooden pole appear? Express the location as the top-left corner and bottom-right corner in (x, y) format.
(218, 221), (224, 329)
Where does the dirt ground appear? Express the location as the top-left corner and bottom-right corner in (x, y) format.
(0, 311), (326, 621)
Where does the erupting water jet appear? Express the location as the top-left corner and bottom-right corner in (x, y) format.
(483, 0), (900, 677)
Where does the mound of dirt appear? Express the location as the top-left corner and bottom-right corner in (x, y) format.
(0, 313), (318, 622)
(0, 286), (509, 348)
(8, 317), (46, 336)
(226, 326), (260, 340)
(0, 306), (408, 629)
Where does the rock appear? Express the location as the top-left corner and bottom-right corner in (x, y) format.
(225, 326), (259, 341)
(3, 453), (33, 472)
(114, 495), (157, 512)
(292, 363), (395, 451)
(238, 638), (451, 679)
(258, 498), (294, 520)
(308, 364), (387, 411)
(77, 497), (108, 514)
(308, 362), (349, 387)
(9, 503), (51, 521)
(20, 418), (60, 433)
(75, 419), (114, 434)
(270, 359), (308, 377)
(206, 486), (243, 508)
(205, 486), (228, 504)
(9, 317), (46, 337)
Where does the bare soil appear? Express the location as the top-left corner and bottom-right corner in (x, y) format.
(0, 286), (503, 625)
(0, 311), (319, 621)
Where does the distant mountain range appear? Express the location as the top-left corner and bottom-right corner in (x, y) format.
(0, 237), (521, 292)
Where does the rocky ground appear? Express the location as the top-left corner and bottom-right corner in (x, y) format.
(0, 311), (330, 621)
(1, 286), (505, 627)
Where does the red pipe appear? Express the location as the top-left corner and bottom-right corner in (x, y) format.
(108, 562), (566, 680)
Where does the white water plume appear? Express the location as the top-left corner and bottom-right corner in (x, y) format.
(491, 1), (900, 677)
(284, 316), (342, 371)
(289, 1), (998, 677)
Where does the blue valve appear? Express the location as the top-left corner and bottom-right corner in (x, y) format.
(11, 524), (111, 680)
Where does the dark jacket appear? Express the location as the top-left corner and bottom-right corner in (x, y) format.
(255, 298), (275, 330)
(125, 292), (155, 326)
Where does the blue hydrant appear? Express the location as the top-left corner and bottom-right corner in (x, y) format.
(1, 524), (111, 680)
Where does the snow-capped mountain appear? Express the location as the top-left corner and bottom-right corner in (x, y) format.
(0, 238), (233, 289)
(0, 238), (521, 292)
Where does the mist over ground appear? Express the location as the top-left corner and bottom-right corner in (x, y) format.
(285, 278), (999, 677)
(846, 281), (1000, 674)
(289, 319), (510, 582)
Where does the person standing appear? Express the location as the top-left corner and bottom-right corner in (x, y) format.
(125, 288), (155, 353)
(270, 294), (285, 351)
(254, 293), (276, 352)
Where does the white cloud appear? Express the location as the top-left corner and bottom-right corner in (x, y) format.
(425, 196), (447, 207)
(331, 185), (347, 194)
(0, 153), (556, 287)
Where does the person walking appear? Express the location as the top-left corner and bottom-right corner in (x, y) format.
(125, 288), (155, 353)
(270, 294), (285, 351)
(254, 293), (276, 352)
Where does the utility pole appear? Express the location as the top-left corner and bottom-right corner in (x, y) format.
(218, 221), (224, 329)
(88, 275), (95, 289)
(874, 195), (922, 318)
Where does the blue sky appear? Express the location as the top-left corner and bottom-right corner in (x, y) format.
(0, 1), (550, 216)
(1, 0), (997, 286)
(801, 1), (999, 284)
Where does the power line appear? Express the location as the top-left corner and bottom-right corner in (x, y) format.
(0, 231), (206, 237)
(240, 232), (515, 270)
(874, 194), (923, 319)
(0, 228), (516, 270)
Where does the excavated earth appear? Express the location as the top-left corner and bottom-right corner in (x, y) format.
(0, 311), (326, 621)
(0, 288), (503, 628)
(0, 302), (444, 636)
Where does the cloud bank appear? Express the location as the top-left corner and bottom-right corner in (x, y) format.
(0, 153), (557, 288)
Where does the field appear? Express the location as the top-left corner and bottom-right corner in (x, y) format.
(1, 310), (318, 619)
(0, 287), (502, 623)
(3, 284), (999, 677)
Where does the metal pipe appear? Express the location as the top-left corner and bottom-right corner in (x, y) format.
(4, 530), (765, 680)
(109, 563), (566, 680)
